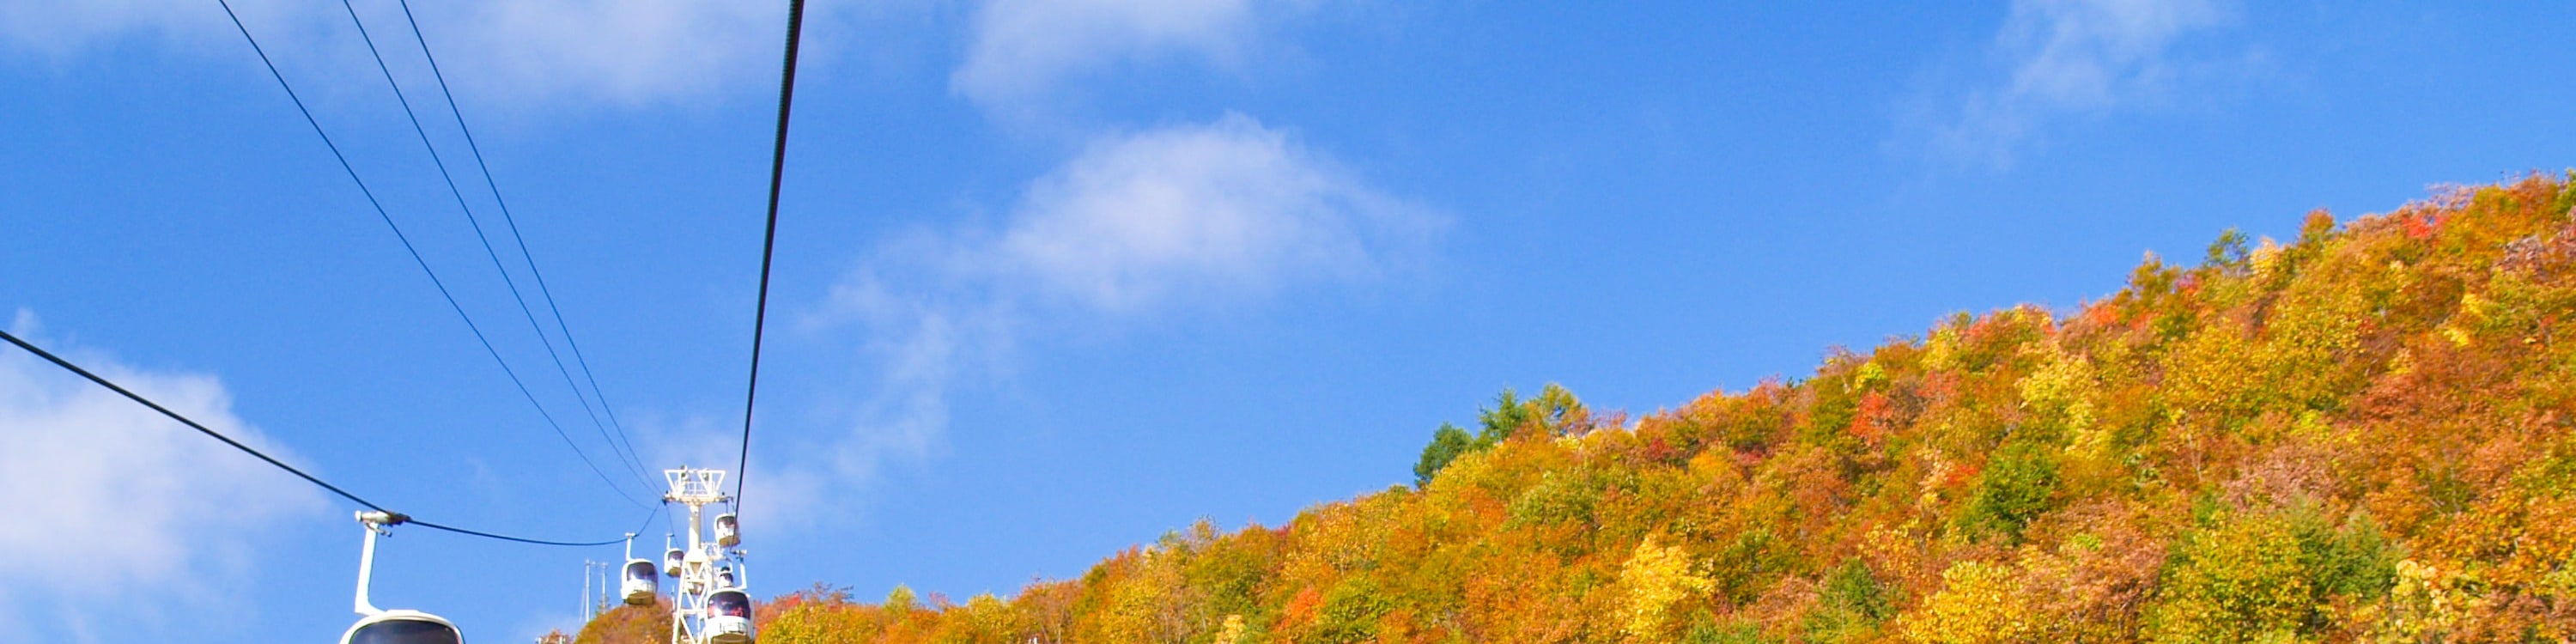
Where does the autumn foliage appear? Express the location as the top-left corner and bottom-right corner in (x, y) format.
(596, 173), (2576, 641)
(577, 600), (675, 644)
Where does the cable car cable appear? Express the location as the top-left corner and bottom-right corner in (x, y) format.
(736, 0), (811, 522)
(213, 0), (652, 507)
(393, 0), (653, 486)
(410, 502), (664, 547)
(1, 328), (380, 512)
(0, 327), (649, 547)
(335, 0), (659, 492)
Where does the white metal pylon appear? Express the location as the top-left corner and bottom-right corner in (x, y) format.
(661, 466), (752, 644)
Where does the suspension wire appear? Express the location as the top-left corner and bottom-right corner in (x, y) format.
(736, 0), (810, 519)
(335, 0), (658, 492)
(215, 0), (647, 507)
(0, 327), (641, 547)
(654, 495), (675, 546)
(390, 0), (655, 482)
(413, 502), (665, 547)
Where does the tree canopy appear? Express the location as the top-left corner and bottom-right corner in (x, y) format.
(599, 173), (2576, 642)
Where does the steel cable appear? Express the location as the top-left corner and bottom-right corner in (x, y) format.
(335, 0), (659, 492)
(387, 0), (659, 484)
(2, 327), (650, 547)
(735, 0), (811, 524)
(215, 0), (647, 507)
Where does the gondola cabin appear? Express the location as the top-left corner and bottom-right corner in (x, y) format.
(705, 589), (755, 644)
(621, 559), (659, 605)
(714, 513), (740, 547)
(342, 611), (463, 644)
(665, 548), (685, 578)
(716, 565), (738, 588)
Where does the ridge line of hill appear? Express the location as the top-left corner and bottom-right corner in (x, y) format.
(580, 173), (2576, 644)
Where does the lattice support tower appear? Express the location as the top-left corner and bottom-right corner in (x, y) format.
(662, 467), (740, 644)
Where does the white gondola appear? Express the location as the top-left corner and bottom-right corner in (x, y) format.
(621, 559), (659, 605)
(665, 548), (685, 578)
(343, 512), (466, 644)
(714, 513), (740, 547)
(344, 611), (465, 644)
(715, 564), (738, 588)
(704, 589), (756, 644)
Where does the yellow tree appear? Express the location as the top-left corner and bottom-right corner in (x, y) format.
(1618, 534), (1711, 644)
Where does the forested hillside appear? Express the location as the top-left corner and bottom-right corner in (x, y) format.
(585, 174), (2576, 642)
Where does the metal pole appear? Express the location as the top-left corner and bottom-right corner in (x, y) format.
(354, 512), (392, 617)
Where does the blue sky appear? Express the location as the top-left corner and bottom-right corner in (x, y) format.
(3, 0), (2570, 641)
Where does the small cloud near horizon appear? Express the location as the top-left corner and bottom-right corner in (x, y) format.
(952, 0), (1321, 122)
(1901, 0), (2250, 168)
(769, 112), (1441, 522)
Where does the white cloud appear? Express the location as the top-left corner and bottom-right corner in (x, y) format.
(0, 0), (240, 57)
(799, 112), (1436, 496)
(1918, 0), (2239, 166)
(952, 0), (1287, 111)
(0, 0), (826, 107)
(8, 0), (1317, 113)
(993, 112), (1427, 310)
(425, 0), (789, 106)
(0, 312), (326, 637)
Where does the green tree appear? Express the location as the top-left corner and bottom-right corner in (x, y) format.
(2205, 228), (2251, 269)
(1414, 422), (1475, 486)
(1420, 384), (1589, 485)
(1964, 440), (2059, 541)
(1478, 383), (1588, 442)
(1479, 388), (1535, 443)
(1806, 560), (1893, 642)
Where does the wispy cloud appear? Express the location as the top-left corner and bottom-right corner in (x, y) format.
(791, 113), (1438, 502)
(1911, 0), (2243, 167)
(9, 0), (1318, 112)
(0, 0), (835, 107)
(952, 0), (1309, 116)
(420, 0), (795, 106)
(0, 0), (244, 57)
(0, 311), (326, 640)
(987, 112), (1432, 310)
